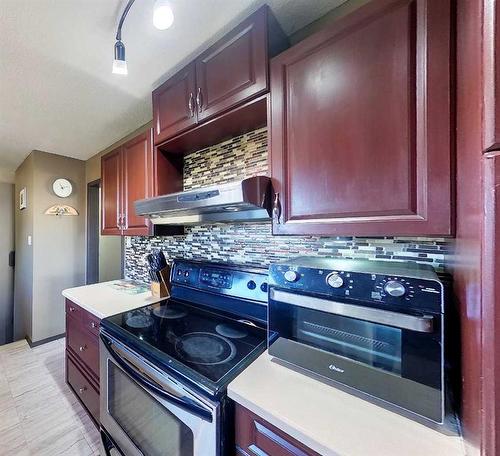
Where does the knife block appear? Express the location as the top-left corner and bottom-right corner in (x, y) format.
(151, 265), (171, 298)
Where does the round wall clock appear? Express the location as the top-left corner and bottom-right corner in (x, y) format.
(53, 178), (73, 198)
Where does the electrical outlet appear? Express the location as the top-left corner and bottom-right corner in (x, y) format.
(27, 235), (32, 246)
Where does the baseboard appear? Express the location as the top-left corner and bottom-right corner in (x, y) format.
(26, 332), (65, 348)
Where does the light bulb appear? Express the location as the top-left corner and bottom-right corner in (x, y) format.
(153, 0), (174, 30)
(112, 40), (128, 75)
(112, 59), (128, 75)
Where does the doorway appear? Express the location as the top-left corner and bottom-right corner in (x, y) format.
(87, 180), (100, 284)
(86, 180), (124, 285)
(0, 183), (14, 345)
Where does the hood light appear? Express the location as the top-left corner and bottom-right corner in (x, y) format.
(153, 0), (174, 30)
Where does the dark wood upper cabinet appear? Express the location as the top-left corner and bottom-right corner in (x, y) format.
(101, 129), (154, 236)
(483, 0), (500, 152)
(195, 7), (268, 122)
(152, 63), (197, 145)
(270, 0), (453, 236)
(101, 147), (122, 235)
(152, 6), (287, 147)
(122, 131), (153, 235)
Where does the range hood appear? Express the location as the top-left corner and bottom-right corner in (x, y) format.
(135, 176), (273, 226)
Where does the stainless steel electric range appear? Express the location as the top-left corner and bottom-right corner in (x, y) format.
(99, 260), (269, 456)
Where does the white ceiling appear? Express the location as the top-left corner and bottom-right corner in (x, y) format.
(0, 0), (344, 179)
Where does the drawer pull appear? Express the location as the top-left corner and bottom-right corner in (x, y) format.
(79, 386), (87, 394)
(79, 345), (87, 352)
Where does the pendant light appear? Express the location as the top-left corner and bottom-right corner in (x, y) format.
(112, 0), (174, 75)
(112, 0), (135, 75)
(153, 0), (174, 30)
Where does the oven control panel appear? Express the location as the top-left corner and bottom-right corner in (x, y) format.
(269, 259), (444, 313)
(171, 261), (269, 303)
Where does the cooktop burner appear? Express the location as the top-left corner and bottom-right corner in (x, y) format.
(215, 323), (248, 339)
(125, 315), (154, 329)
(176, 332), (237, 365)
(153, 305), (187, 319)
(102, 299), (267, 390)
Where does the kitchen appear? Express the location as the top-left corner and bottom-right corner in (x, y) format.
(0, 0), (495, 455)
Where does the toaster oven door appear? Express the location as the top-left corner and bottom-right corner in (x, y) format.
(268, 288), (444, 424)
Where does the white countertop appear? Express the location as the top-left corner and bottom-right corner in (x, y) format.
(228, 352), (465, 456)
(62, 280), (165, 319)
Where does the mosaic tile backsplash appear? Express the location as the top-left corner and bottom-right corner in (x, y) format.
(125, 127), (453, 282)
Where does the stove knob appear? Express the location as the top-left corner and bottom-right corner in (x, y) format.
(284, 270), (299, 282)
(384, 280), (406, 297)
(247, 280), (256, 290)
(326, 273), (344, 289)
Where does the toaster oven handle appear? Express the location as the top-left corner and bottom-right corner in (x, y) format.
(270, 289), (435, 333)
(100, 333), (213, 422)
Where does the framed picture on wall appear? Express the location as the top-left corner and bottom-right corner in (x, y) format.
(19, 187), (27, 210)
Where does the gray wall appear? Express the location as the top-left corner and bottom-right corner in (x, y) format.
(14, 151), (86, 343)
(14, 155), (34, 341)
(0, 183), (14, 345)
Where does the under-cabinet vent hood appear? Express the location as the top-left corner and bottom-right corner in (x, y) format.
(135, 176), (273, 226)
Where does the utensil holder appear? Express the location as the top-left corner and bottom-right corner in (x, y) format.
(151, 265), (171, 298)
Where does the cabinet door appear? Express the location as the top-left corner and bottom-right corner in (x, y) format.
(152, 63), (197, 145)
(483, 0), (500, 152)
(270, 0), (452, 236)
(101, 147), (122, 235)
(122, 130), (153, 235)
(195, 7), (268, 122)
(235, 404), (320, 456)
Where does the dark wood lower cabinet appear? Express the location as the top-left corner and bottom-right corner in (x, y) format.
(235, 404), (320, 456)
(65, 299), (100, 426)
(66, 352), (100, 424)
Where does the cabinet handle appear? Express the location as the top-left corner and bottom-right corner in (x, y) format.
(90, 322), (97, 329)
(272, 193), (282, 224)
(196, 88), (203, 112)
(78, 386), (87, 394)
(188, 92), (195, 117)
(79, 345), (87, 352)
(69, 307), (76, 312)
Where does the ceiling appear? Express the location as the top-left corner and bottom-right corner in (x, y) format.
(0, 0), (345, 179)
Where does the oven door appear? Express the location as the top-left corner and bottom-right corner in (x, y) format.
(99, 331), (218, 456)
(268, 288), (444, 424)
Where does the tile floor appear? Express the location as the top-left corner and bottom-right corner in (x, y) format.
(0, 338), (101, 455)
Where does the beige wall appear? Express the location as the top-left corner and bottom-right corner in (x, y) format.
(14, 151), (86, 343)
(0, 167), (15, 184)
(289, 0), (372, 44)
(85, 122), (151, 284)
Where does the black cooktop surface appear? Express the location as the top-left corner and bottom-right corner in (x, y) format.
(101, 298), (267, 397)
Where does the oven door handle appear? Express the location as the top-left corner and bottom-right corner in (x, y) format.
(100, 334), (214, 422)
(270, 289), (435, 333)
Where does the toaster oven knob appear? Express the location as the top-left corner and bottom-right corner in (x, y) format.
(326, 273), (344, 288)
(284, 270), (299, 282)
(384, 280), (406, 297)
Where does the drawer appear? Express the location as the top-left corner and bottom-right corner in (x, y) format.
(235, 404), (320, 456)
(67, 354), (100, 423)
(85, 313), (101, 337)
(66, 299), (83, 321)
(66, 315), (99, 379)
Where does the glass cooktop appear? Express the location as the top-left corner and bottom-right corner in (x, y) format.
(101, 299), (267, 396)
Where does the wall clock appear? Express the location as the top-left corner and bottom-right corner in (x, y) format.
(53, 178), (73, 198)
